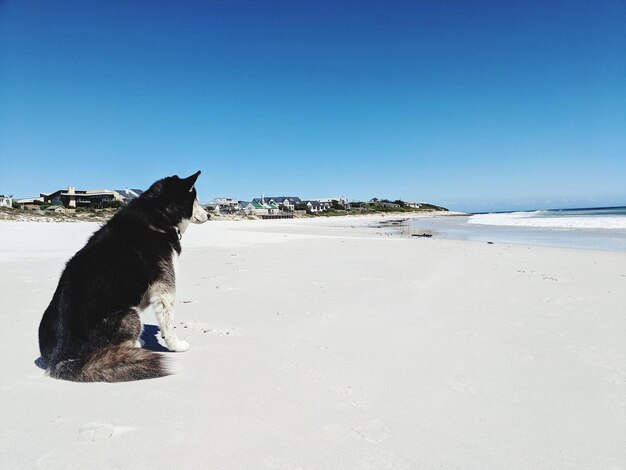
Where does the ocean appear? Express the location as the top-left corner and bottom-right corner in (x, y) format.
(469, 206), (626, 230)
(397, 206), (626, 252)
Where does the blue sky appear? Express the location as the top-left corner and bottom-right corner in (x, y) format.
(1, 1), (624, 212)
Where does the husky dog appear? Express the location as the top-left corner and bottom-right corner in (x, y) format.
(38, 171), (208, 382)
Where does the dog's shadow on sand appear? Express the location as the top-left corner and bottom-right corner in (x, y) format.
(34, 357), (47, 370)
(34, 324), (171, 370)
(141, 324), (170, 352)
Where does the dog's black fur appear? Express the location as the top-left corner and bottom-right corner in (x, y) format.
(38, 171), (203, 382)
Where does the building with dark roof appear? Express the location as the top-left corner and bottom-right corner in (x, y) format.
(303, 200), (332, 212)
(251, 196), (302, 211)
(41, 186), (123, 208)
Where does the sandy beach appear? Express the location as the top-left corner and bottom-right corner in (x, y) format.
(1, 216), (625, 469)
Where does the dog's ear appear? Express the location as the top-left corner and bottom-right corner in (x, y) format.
(182, 171), (201, 192)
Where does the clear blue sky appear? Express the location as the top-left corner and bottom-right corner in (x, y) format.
(1, 1), (624, 212)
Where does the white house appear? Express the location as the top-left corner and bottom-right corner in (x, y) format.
(244, 203), (267, 216)
(313, 197), (348, 207)
(244, 201), (280, 216)
(304, 200), (332, 213)
(212, 198), (239, 207)
(0, 195), (13, 208)
(208, 198), (241, 214)
(252, 196), (302, 211)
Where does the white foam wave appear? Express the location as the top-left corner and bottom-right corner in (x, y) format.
(468, 212), (626, 230)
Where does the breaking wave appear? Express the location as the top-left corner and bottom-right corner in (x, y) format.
(468, 211), (626, 230)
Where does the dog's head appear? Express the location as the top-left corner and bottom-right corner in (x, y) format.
(143, 171), (209, 232)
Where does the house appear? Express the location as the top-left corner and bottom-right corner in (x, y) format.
(378, 201), (401, 209)
(237, 201), (251, 213)
(244, 203), (267, 216)
(312, 197), (348, 208)
(212, 198), (240, 208)
(244, 201), (279, 216)
(0, 195), (13, 208)
(208, 198), (241, 215)
(303, 200), (332, 213)
(15, 197), (43, 204)
(14, 197), (44, 209)
(41, 186), (123, 208)
(217, 204), (241, 215)
(251, 196), (302, 211)
(40, 189), (64, 206)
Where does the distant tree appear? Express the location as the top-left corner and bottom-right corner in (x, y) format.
(370, 198), (379, 203)
(295, 202), (308, 211)
(331, 200), (342, 210)
(394, 199), (406, 207)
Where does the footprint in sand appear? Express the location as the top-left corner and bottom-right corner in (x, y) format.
(354, 420), (390, 443)
(77, 422), (133, 442)
(77, 422), (115, 442)
(541, 297), (564, 305)
(517, 270), (559, 282)
(448, 374), (477, 393)
(607, 371), (625, 385)
(178, 321), (239, 336)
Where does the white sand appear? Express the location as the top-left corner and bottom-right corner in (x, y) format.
(1, 218), (625, 469)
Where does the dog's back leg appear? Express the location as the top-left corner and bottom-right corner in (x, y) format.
(49, 310), (166, 382)
(86, 309), (143, 351)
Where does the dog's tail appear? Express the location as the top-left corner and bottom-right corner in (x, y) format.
(49, 344), (168, 382)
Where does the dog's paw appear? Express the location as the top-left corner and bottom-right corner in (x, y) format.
(170, 340), (190, 352)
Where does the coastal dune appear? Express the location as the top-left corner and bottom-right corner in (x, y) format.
(0, 217), (624, 469)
